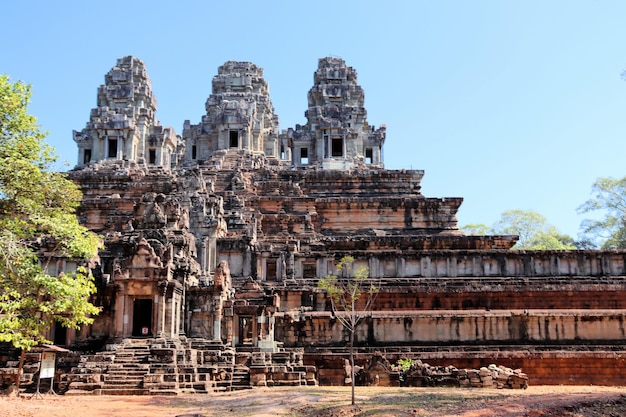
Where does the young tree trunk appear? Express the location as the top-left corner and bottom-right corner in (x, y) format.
(350, 328), (355, 406)
(16, 349), (26, 397)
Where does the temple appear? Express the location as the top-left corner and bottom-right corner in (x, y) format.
(2, 56), (626, 393)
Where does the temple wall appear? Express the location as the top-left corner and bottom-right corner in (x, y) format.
(285, 251), (626, 279)
(372, 288), (626, 310)
(315, 199), (461, 232)
(275, 310), (626, 347)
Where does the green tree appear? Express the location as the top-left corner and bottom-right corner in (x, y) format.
(318, 256), (378, 406)
(462, 210), (576, 250)
(578, 176), (626, 249)
(494, 210), (576, 249)
(460, 223), (490, 235)
(0, 75), (101, 393)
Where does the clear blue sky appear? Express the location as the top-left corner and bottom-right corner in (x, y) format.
(3, 1), (626, 239)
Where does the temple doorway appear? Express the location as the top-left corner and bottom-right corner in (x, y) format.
(54, 321), (67, 346)
(239, 316), (253, 345)
(132, 299), (153, 337)
(229, 130), (239, 148)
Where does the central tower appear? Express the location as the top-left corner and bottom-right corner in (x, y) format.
(183, 61), (280, 163)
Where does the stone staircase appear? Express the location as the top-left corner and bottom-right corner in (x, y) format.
(231, 363), (252, 390)
(61, 338), (316, 395)
(98, 339), (151, 395)
(62, 338), (152, 395)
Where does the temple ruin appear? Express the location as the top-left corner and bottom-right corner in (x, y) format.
(2, 56), (626, 394)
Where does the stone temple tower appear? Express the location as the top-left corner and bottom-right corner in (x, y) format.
(280, 57), (386, 169)
(182, 61), (280, 164)
(73, 56), (178, 169)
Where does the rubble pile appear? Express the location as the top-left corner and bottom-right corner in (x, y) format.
(401, 360), (528, 389)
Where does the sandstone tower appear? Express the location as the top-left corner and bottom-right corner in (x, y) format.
(182, 61), (280, 163)
(280, 57), (386, 169)
(73, 56), (178, 169)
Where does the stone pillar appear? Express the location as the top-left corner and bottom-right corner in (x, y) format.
(170, 293), (178, 338)
(160, 286), (167, 337)
(93, 136), (103, 161)
(243, 245), (252, 277)
(315, 292), (326, 312)
(242, 130), (249, 149)
(213, 296), (223, 340)
(374, 146), (381, 165)
(397, 258), (406, 278)
(180, 285), (186, 336)
(232, 313), (240, 346)
(113, 292), (126, 338)
(369, 258), (380, 278)
(209, 237), (217, 273)
(449, 256), (457, 277)
(153, 292), (160, 336)
(201, 237), (208, 274)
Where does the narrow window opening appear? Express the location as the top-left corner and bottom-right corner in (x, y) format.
(83, 149), (92, 164)
(108, 138), (118, 158)
(148, 149), (156, 164)
(280, 144), (285, 159)
(331, 138), (343, 157)
(300, 147), (309, 165)
(229, 130), (239, 148)
(302, 262), (316, 278)
(365, 148), (373, 164)
(191, 145), (197, 160)
(266, 260), (277, 282)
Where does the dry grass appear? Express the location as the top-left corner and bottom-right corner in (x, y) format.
(1, 385), (625, 417)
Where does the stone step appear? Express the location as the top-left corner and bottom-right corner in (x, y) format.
(64, 389), (100, 396)
(148, 389), (180, 395)
(103, 380), (142, 386)
(95, 388), (150, 395)
(104, 375), (144, 381)
(109, 363), (149, 370)
(107, 368), (147, 374)
(115, 354), (150, 359)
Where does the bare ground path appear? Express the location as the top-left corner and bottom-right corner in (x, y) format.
(1, 386), (625, 417)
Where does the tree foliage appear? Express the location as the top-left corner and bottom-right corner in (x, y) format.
(459, 223), (490, 236)
(318, 256), (378, 405)
(0, 74), (101, 352)
(462, 209), (576, 250)
(578, 177), (626, 249)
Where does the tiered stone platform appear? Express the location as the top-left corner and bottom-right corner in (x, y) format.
(58, 338), (316, 395)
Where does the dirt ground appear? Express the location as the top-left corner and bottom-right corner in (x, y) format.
(1, 385), (625, 417)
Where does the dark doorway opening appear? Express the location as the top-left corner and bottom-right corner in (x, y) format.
(54, 321), (67, 346)
(83, 149), (92, 164)
(300, 147), (309, 165)
(331, 138), (343, 157)
(365, 148), (373, 164)
(229, 130), (239, 148)
(132, 299), (153, 337)
(239, 316), (253, 345)
(191, 145), (197, 159)
(148, 149), (156, 164)
(108, 138), (118, 158)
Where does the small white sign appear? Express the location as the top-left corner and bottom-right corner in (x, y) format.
(40, 352), (56, 379)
